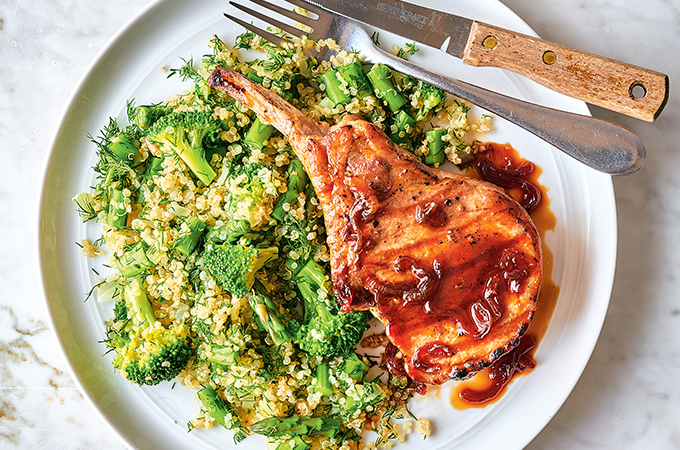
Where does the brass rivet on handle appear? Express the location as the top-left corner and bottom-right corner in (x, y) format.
(542, 50), (557, 65)
(482, 35), (498, 49)
(629, 82), (647, 100)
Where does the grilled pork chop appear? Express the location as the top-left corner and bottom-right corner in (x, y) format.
(210, 67), (542, 385)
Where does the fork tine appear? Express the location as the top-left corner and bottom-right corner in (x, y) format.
(283, 0), (326, 17)
(223, 12), (290, 47)
(247, 0), (316, 28)
(229, 1), (304, 40)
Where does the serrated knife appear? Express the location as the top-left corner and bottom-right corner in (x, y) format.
(300, 0), (669, 122)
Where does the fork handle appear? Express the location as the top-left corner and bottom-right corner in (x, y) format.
(461, 21), (669, 122)
(366, 46), (645, 175)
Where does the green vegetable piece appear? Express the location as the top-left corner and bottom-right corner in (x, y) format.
(250, 416), (341, 439)
(124, 276), (156, 325)
(109, 133), (139, 163)
(341, 352), (369, 382)
(424, 128), (447, 166)
(114, 241), (154, 278)
(389, 109), (416, 145)
(197, 386), (239, 429)
(174, 217), (207, 257)
(145, 156), (164, 177)
(248, 285), (292, 346)
(312, 360), (333, 397)
(148, 111), (218, 185)
(72, 192), (98, 222)
(106, 279), (193, 386)
(247, 69), (264, 84)
(96, 277), (124, 304)
(367, 64), (407, 112)
(337, 61), (373, 98)
(320, 69), (351, 106)
(131, 103), (170, 129)
(275, 436), (310, 450)
(107, 188), (128, 228)
(145, 242), (163, 265)
(342, 380), (385, 418)
(205, 344), (239, 367)
(413, 83), (445, 121)
(205, 219), (252, 244)
(290, 258), (370, 358)
(272, 158), (309, 222)
(202, 242), (278, 297)
(244, 116), (275, 150)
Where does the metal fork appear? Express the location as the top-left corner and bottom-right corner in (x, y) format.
(225, 0), (645, 175)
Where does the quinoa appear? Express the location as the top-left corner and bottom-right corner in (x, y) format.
(76, 30), (492, 450)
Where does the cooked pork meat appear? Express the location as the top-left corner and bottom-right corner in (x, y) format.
(209, 67), (542, 385)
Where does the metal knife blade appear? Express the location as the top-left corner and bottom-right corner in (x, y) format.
(300, 0), (473, 57)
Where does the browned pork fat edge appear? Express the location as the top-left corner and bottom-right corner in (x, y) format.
(209, 66), (542, 385)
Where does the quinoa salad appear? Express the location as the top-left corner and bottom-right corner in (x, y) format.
(73, 29), (492, 450)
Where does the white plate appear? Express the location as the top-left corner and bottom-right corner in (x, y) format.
(38, 0), (616, 449)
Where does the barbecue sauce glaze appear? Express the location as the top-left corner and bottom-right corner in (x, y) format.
(450, 142), (559, 408)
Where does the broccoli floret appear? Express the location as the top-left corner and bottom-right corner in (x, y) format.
(148, 111), (219, 185)
(202, 241), (278, 297)
(225, 162), (282, 230)
(106, 277), (193, 386)
(413, 82), (445, 121)
(395, 75), (446, 122)
(289, 258), (370, 358)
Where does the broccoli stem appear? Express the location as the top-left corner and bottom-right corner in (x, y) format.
(424, 129), (447, 166)
(109, 133), (139, 163)
(205, 219), (252, 244)
(248, 285), (292, 346)
(107, 188), (127, 228)
(296, 258), (327, 289)
(178, 145), (216, 186)
(175, 217), (207, 257)
(389, 109), (416, 145)
(124, 276), (156, 326)
(289, 258), (333, 322)
(366, 64), (407, 112)
(250, 416), (341, 439)
(272, 158), (309, 222)
(312, 360), (333, 397)
(206, 344), (239, 367)
(320, 69), (351, 106)
(244, 116), (275, 150)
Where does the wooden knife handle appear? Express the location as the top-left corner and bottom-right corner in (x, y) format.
(461, 21), (669, 122)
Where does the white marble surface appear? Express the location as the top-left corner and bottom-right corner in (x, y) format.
(1, 0), (678, 448)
